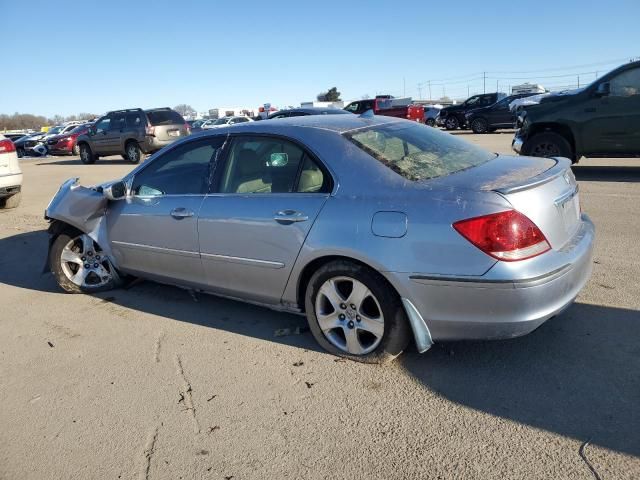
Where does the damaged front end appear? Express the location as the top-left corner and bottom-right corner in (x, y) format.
(44, 177), (118, 273)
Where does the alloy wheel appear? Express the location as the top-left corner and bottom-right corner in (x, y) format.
(60, 234), (113, 288)
(127, 144), (140, 162)
(532, 141), (561, 158)
(314, 276), (385, 355)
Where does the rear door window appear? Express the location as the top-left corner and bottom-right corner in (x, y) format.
(146, 110), (185, 126)
(126, 113), (143, 129)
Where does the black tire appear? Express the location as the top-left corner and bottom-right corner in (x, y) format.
(0, 192), (21, 209)
(425, 118), (436, 127)
(16, 147), (25, 158)
(444, 116), (459, 130)
(305, 260), (411, 364)
(79, 143), (96, 164)
(124, 141), (143, 164)
(470, 117), (489, 134)
(49, 229), (120, 294)
(522, 132), (573, 159)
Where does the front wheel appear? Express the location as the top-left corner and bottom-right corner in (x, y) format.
(72, 143), (80, 156)
(50, 231), (119, 293)
(522, 132), (573, 159)
(16, 147), (25, 158)
(79, 143), (96, 164)
(444, 116), (459, 130)
(305, 260), (411, 363)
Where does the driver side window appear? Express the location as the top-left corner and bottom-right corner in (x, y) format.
(609, 68), (640, 97)
(95, 117), (111, 133)
(132, 137), (225, 196)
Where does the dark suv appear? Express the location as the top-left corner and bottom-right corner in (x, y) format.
(513, 60), (640, 161)
(76, 108), (189, 164)
(437, 92), (507, 130)
(465, 93), (540, 134)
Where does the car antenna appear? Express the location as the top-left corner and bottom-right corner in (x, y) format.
(359, 109), (375, 118)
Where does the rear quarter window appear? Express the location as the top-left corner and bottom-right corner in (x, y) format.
(146, 110), (185, 126)
(344, 122), (495, 181)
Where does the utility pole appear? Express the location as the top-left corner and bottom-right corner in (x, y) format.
(483, 72), (486, 93)
(417, 84), (422, 100)
(496, 79), (499, 92)
(467, 85), (470, 97)
(403, 77), (406, 97)
(577, 75), (580, 88)
(428, 80), (432, 101)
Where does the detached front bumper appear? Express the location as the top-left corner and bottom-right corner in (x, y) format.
(388, 214), (595, 342)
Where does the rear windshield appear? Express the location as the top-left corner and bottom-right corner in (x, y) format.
(344, 122), (495, 181)
(146, 110), (184, 126)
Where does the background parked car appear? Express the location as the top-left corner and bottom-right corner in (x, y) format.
(0, 134), (23, 209)
(423, 105), (442, 127)
(513, 60), (640, 161)
(76, 107), (189, 164)
(201, 116), (253, 129)
(14, 131), (47, 157)
(344, 95), (425, 123)
(47, 123), (92, 156)
(267, 107), (353, 119)
(465, 93), (539, 134)
(437, 92), (507, 130)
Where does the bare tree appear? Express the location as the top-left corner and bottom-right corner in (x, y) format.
(173, 104), (197, 118)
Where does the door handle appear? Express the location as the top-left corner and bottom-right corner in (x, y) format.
(274, 210), (308, 224)
(170, 207), (194, 219)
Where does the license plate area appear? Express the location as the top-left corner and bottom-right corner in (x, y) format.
(556, 188), (580, 233)
(168, 130), (180, 137)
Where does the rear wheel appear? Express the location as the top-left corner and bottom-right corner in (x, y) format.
(125, 141), (142, 164)
(425, 118), (436, 127)
(79, 143), (96, 164)
(522, 132), (573, 159)
(305, 260), (411, 364)
(471, 117), (489, 134)
(0, 192), (21, 209)
(444, 116), (459, 130)
(50, 231), (119, 293)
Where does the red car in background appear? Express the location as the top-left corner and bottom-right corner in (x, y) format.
(344, 95), (425, 123)
(46, 123), (92, 156)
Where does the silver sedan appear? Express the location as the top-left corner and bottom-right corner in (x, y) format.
(45, 115), (594, 363)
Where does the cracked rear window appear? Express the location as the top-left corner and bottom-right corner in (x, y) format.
(344, 122), (495, 181)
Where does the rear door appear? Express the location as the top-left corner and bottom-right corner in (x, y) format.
(581, 67), (640, 155)
(146, 109), (189, 142)
(106, 136), (225, 286)
(198, 134), (331, 304)
(491, 97), (515, 126)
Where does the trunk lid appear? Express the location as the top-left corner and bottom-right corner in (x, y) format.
(432, 155), (581, 249)
(146, 109), (189, 141)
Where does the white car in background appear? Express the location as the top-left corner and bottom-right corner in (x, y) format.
(0, 134), (23, 209)
(201, 116), (253, 129)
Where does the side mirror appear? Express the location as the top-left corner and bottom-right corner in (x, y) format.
(595, 82), (610, 97)
(88, 126), (96, 135)
(103, 181), (127, 200)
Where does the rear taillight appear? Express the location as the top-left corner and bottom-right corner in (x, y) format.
(453, 210), (550, 261)
(145, 125), (155, 136)
(0, 139), (16, 153)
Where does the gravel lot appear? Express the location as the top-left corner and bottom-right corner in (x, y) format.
(1, 133), (638, 480)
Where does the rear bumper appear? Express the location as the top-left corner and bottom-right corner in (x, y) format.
(389, 215), (595, 341)
(0, 173), (23, 197)
(140, 137), (177, 153)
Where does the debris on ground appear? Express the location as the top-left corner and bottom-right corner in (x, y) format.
(305, 381), (315, 389)
(293, 361), (304, 367)
(47, 341), (54, 348)
(207, 426), (220, 435)
(274, 326), (309, 337)
(207, 394), (217, 402)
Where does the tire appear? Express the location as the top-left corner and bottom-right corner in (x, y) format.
(125, 141), (143, 164)
(444, 116), (459, 130)
(0, 192), (21, 209)
(425, 118), (436, 127)
(471, 117), (489, 134)
(49, 230), (120, 294)
(16, 147), (25, 158)
(522, 132), (573, 159)
(72, 143), (80, 156)
(79, 143), (96, 164)
(305, 260), (411, 364)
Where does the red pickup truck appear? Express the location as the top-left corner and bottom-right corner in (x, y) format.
(344, 96), (425, 123)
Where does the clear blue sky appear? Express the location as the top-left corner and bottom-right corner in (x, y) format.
(1, 0), (639, 117)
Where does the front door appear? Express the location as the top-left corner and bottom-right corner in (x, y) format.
(106, 136), (226, 287)
(198, 135), (331, 304)
(581, 67), (640, 155)
(90, 116), (113, 154)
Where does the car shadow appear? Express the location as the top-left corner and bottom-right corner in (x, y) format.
(401, 302), (640, 457)
(0, 229), (319, 352)
(573, 164), (640, 182)
(35, 156), (131, 166)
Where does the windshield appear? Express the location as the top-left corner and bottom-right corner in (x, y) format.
(213, 118), (229, 125)
(344, 122), (495, 181)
